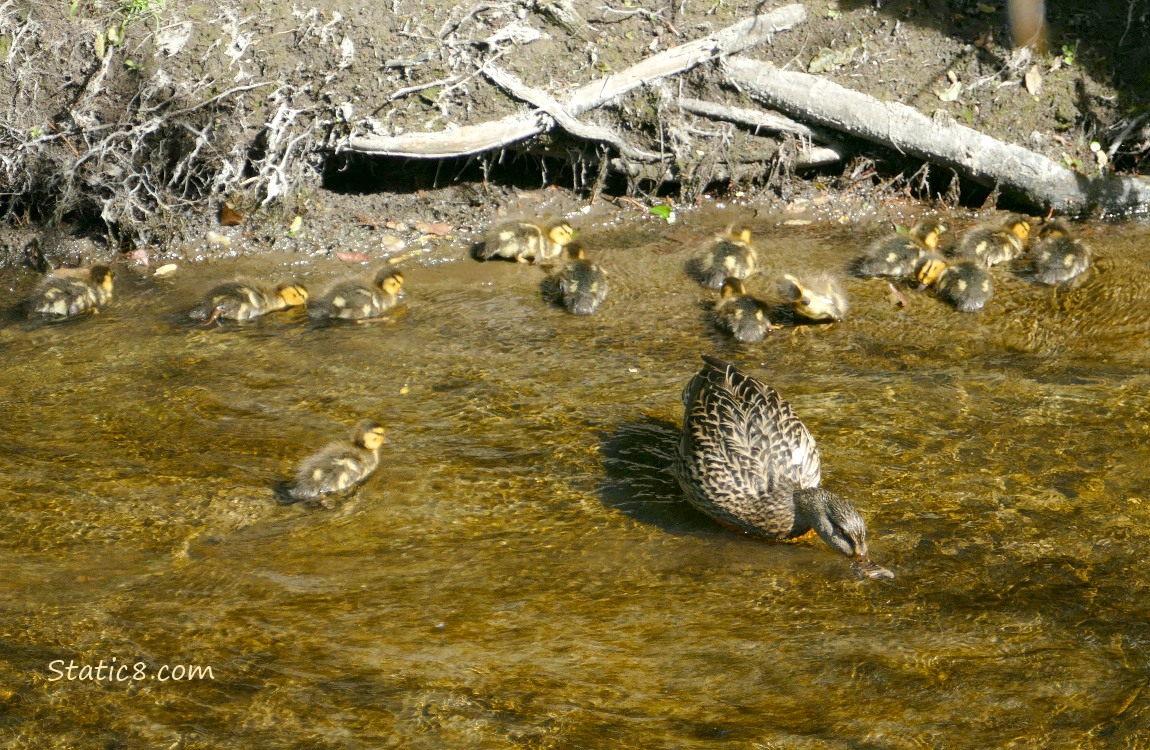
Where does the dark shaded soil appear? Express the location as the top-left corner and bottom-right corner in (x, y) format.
(0, 0), (1147, 268)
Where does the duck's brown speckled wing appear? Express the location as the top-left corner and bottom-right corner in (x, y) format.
(675, 355), (822, 538)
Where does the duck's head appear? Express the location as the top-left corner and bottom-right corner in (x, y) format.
(728, 225), (754, 245)
(374, 268), (405, 296)
(353, 419), (387, 451)
(90, 265), (114, 293)
(1038, 219), (1071, 240)
(914, 254), (949, 287)
(1003, 215), (1032, 243)
(276, 283), (309, 307)
(547, 222), (576, 247)
(564, 242), (587, 261)
(911, 219), (947, 250)
(796, 487), (892, 577)
(778, 273), (846, 322)
(720, 277), (747, 298)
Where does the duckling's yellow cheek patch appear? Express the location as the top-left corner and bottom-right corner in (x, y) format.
(332, 296), (346, 307)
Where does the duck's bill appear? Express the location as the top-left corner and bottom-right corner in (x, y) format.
(852, 558), (895, 579)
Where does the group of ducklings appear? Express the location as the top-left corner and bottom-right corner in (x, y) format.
(855, 214), (1092, 312)
(17, 262), (408, 505)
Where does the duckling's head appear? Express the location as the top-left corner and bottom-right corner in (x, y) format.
(1003, 215), (1032, 243)
(276, 283), (309, 307)
(910, 219), (947, 250)
(90, 265), (114, 293)
(547, 222), (576, 247)
(777, 273), (846, 322)
(1038, 219), (1071, 239)
(374, 268), (405, 296)
(353, 419), (387, 451)
(728, 225), (753, 245)
(914, 254), (949, 287)
(720, 277), (747, 298)
(564, 242), (587, 261)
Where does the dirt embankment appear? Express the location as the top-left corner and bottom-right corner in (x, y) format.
(0, 0), (1147, 267)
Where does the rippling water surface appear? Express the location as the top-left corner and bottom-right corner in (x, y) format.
(2, 213), (1148, 748)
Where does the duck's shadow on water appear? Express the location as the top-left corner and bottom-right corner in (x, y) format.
(596, 415), (717, 536)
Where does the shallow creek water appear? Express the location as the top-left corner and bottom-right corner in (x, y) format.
(1, 212), (1149, 748)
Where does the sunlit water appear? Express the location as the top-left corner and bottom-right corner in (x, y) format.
(1, 213), (1148, 748)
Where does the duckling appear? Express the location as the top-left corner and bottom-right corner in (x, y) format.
(935, 260), (993, 312)
(854, 219), (946, 278)
(188, 281), (309, 325)
(25, 265), (114, 320)
(689, 226), (758, 289)
(957, 214), (1031, 266)
(479, 220), (575, 263)
(309, 268), (404, 322)
(279, 419), (387, 507)
(776, 273), (848, 323)
(552, 243), (608, 315)
(675, 355), (893, 578)
(913, 253), (949, 288)
(714, 278), (773, 343)
(1029, 220), (1091, 285)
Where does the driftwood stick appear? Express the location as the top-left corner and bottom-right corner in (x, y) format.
(723, 57), (1150, 214)
(343, 3), (806, 158)
(677, 97), (844, 167)
(483, 67), (666, 162)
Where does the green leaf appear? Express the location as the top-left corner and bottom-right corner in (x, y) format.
(648, 204), (672, 221)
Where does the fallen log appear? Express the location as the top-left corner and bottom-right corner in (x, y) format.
(723, 57), (1150, 215)
(342, 3), (806, 159)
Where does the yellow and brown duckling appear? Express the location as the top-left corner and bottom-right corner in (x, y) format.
(776, 272), (848, 323)
(553, 243), (609, 315)
(714, 277), (773, 343)
(25, 265), (114, 321)
(279, 419), (387, 507)
(689, 225), (758, 289)
(957, 214), (1031, 266)
(675, 355), (892, 578)
(1029, 220), (1091, 285)
(479, 220), (575, 264)
(188, 280), (309, 325)
(309, 267), (404, 322)
(917, 256), (993, 312)
(854, 219), (946, 278)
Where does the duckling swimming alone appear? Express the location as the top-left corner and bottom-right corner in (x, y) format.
(188, 281), (309, 325)
(854, 219), (946, 278)
(675, 355), (892, 578)
(957, 214), (1031, 266)
(776, 273), (848, 323)
(714, 278), (773, 343)
(553, 243), (609, 315)
(26, 265), (114, 320)
(689, 226), (758, 289)
(479, 220), (575, 263)
(280, 419), (387, 506)
(309, 268), (404, 322)
(1030, 220), (1091, 285)
(934, 260), (993, 312)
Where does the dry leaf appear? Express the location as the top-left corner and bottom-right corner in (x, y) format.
(153, 263), (179, 277)
(126, 248), (149, 266)
(220, 204), (244, 226)
(1024, 65), (1042, 96)
(886, 282), (908, 308)
(414, 221), (452, 236)
(936, 71), (961, 102)
(335, 251), (371, 263)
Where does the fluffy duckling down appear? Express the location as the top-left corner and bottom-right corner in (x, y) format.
(479, 220), (575, 263)
(188, 281), (308, 324)
(553, 243), (609, 316)
(854, 219), (946, 278)
(777, 273), (848, 323)
(280, 419), (387, 506)
(26, 265), (114, 320)
(309, 268), (405, 322)
(714, 277), (773, 343)
(1030, 220), (1091, 285)
(957, 215), (1031, 266)
(690, 226), (758, 289)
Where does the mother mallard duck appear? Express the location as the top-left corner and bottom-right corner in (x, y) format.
(675, 355), (892, 578)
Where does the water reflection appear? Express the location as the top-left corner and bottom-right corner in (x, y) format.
(1, 215), (1149, 746)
